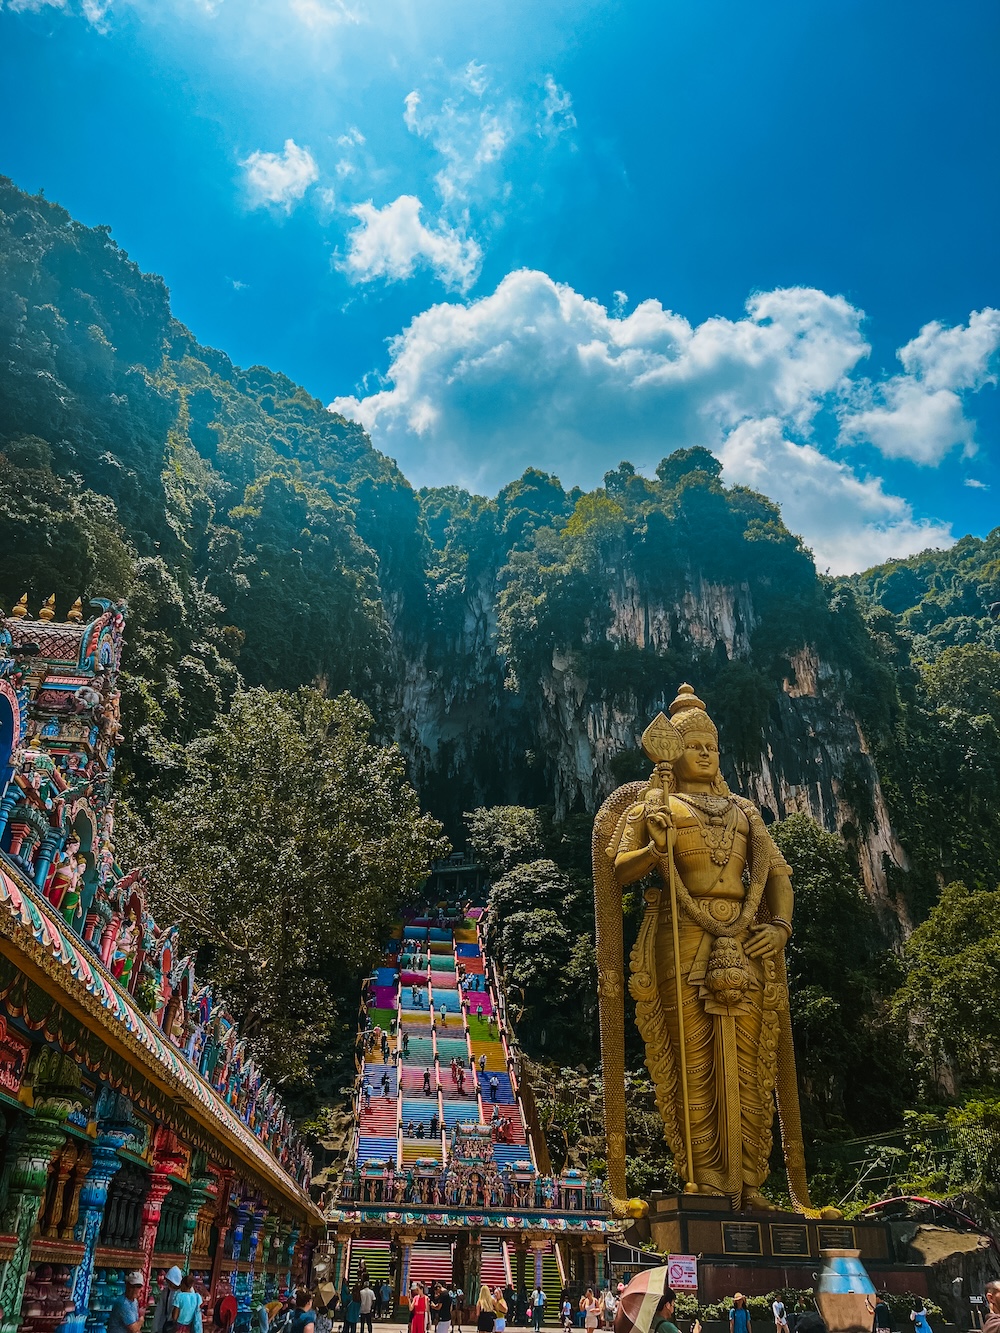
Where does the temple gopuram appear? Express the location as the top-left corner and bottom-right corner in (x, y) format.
(0, 597), (322, 1333)
(325, 908), (615, 1316)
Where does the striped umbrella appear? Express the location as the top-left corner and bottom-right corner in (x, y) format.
(614, 1267), (674, 1333)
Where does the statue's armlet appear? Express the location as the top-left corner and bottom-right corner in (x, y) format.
(606, 802), (647, 861)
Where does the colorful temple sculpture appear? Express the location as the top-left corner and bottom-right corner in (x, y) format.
(326, 908), (614, 1317)
(0, 597), (322, 1333)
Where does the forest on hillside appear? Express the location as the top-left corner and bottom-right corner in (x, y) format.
(2, 176), (999, 1207)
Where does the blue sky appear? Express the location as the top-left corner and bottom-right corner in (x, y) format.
(2, 0), (998, 572)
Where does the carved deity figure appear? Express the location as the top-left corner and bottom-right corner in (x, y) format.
(594, 683), (836, 1218)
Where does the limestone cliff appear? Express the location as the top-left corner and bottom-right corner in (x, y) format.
(396, 566), (910, 935)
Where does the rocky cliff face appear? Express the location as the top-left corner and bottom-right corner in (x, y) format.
(396, 567), (910, 934)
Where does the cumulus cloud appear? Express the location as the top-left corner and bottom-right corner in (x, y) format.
(339, 194), (482, 291)
(719, 419), (952, 574)
(330, 269), (968, 572)
(241, 138), (319, 211)
(840, 308), (1000, 464)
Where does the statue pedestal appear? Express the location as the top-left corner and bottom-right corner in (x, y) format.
(623, 1195), (930, 1302)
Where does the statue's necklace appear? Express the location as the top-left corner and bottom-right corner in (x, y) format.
(675, 793), (739, 866)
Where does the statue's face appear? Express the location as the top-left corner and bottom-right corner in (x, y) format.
(672, 726), (720, 783)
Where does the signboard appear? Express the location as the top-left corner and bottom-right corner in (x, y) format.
(817, 1225), (856, 1250)
(770, 1224), (810, 1257)
(667, 1256), (698, 1291)
(722, 1222), (762, 1256)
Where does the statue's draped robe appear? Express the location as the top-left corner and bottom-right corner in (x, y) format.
(611, 794), (793, 1199)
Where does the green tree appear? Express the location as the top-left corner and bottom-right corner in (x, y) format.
(130, 687), (447, 1088)
(772, 815), (910, 1134)
(894, 880), (1000, 1091)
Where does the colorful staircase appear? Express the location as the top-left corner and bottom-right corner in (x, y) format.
(352, 906), (538, 1188)
(349, 1237), (393, 1284)
(408, 1238), (454, 1287)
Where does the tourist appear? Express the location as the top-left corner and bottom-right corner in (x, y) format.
(406, 1119), (415, 1136)
(531, 1288), (545, 1333)
(451, 1287), (464, 1333)
(171, 1275), (203, 1333)
(423, 1068), (432, 1094)
(475, 1285), (496, 1333)
(402, 1033), (410, 1056)
(601, 1288), (616, 1330)
(431, 1112), (439, 1136)
(560, 1294), (572, 1330)
(451, 1058), (458, 1081)
(909, 1302), (931, 1333)
(457, 1067), (465, 1094)
(292, 1292), (318, 1333)
(153, 1266), (184, 1333)
(731, 1295), (752, 1333)
(380, 1282), (392, 1321)
(416, 1121), (425, 1138)
(866, 1294), (891, 1333)
(359, 1280), (376, 1333)
(441, 1008), (448, 1027)
(773, 1297), (789, 1333)
(476, 1005), (483, 1019)
(381, 1071), (390, 1097)
(982, 1282), (1000, 1333)
(490, 1290), (507, 1333)
(108, 1272), (145, 1333)
(652, 1290), (691, 1333)
(433, 1284), (454, 1333)
(489, 1075), (499, 1102)
(579, 1288), (600, 1332)
(479, 1054), (487, 1073)
(410, 1283), (429, 1333)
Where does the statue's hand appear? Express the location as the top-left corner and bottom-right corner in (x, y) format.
(646, 809), (672, 851)
(745, 924), (787, 958)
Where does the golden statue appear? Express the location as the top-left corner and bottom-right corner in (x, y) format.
(593, 683), (835, 1217)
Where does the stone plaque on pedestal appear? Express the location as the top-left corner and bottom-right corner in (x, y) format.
(722, 1222), (762, 1256)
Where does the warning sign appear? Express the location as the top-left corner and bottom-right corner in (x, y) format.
(667, 1255), (698, 1291)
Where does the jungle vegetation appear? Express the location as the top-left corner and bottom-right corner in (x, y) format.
(3, 176), (1000, 1202)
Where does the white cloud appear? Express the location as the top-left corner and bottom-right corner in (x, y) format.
(539, 75), (576, 138)
(840, 308), (1000, 464)
(337, 127), (365, 148)
(6, 0), (68, 10)
(240, 138), (319, 211)
(965, 477), (989, 490)
(289, 0), (360, 28)
(330, 269), (966, 572)
(719, 418), (953, 575)
(339, 194), (481, 291)
(404, 73), (515, 205)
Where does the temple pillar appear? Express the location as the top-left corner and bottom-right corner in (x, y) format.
(137, 1172), (174, 1308)
(591, 1243), (607, 1292)
(530, 1239), (546, 1293)
(252, 1215), (277, 1306)
(34, 832), (62, 891)
(180, 1176), (211, 1271)
(398, 1231), (418, 1307)
(0, 1115), (67, 1333)
(206, 1173), (234, 1307)
(63, 1126), (131, 1333)
(0, 785), (21, 842)
(332, 1231), (348, 1291)
(283, 1226), (299, 1293)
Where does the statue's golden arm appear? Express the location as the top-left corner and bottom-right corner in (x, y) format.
(746, 869), (794, 959)
(614, 840), (657, 885)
